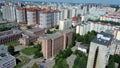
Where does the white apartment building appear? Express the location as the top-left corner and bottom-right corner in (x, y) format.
(76, 22), (90, 35)
(16, 7), (26, 24)
(59, 8), (77, 20)
(76, 22), (114, 35)
(0, 45), (16, 68)
(87, 32), (115, 68)
(27, 8), (38, 25)
(1, 5), (16, 22)
(59, 20), (72, 30)
(39, 9), (60, 28)
(100, 9), (120, 22)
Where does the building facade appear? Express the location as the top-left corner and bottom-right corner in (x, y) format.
(100, 9), (120, 22)
(40, 29), (73, 59)
(16, 7), (27, 24)
(0, 30), (22, 44)
(59, 20), (72, 30)
(27, 8), (38, 25)
(87, 32), (120, 68)
(1, 5), (16, 22)
(76, 22), (114, 35)
(39, 9), (60, 28)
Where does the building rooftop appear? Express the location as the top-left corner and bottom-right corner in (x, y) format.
(0, 45), (7, 54)
(0, 29), (22, 38)
(105, 30), (114, 35)
(40, 29), (72, 40)
(27, 27), (44, 33)
(0, 54), (15, 64)
(40, 32), (63, 40)
(92, 32), (113, 46)
(0, 45), (15, 64)
(59, 29), (72, 34)
(22, 30), (36, 38)
(16, 7), (26, 10)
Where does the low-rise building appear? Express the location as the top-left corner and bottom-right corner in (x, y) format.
(19, 28), (45, 45)
(0, 45), (16, 68)
(0, 30), (22, 44)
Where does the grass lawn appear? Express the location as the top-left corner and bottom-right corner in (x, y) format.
(21, 47), (38, 56)
(14, 56), (30, 68)
(5, 40), (20, 46)
(32, 63), (39, 68)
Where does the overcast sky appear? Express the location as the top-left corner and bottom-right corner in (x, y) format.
(21, 0), (120, 5)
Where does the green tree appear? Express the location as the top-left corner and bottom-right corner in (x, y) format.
(34, 43), (41, 50)
(72, 32), (76, 46)
(34, 51), (43, 58)
(107, 55), (115, 68)
(8, 46), (15, 55)
(55, 26), (59, 29)
(77, 14), (81, 17)
(53, 59), (69, 68)
(28, 42), (34, 46)
(114, 54), (120, 63)
(32, 63), (39, 68)
(26, 26), (32, 29)
(47, 29), (51, 34)
(73, 50), (87, 68)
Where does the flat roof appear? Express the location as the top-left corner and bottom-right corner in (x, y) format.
(59, 29), (72, 34)
(40, 29), (72, 40)
(0, 30), (22, 38)
(92, 32), (113, 46)
(40, 32), (63, 40)
(0, 55), (15, 64)
(27, 27), (43, 33)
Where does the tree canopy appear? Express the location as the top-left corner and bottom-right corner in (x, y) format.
(8, 46), (15, 55)
(76, 30), (97, 44)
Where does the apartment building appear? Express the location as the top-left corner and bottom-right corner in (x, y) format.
(76, 22), (114, 35)
(76, 22), (91, 35)
(0, 30), (22, 44)
(26, 8), (38, 25)
(39, 29), (73, 59)
(59, 19), (72, 30)
(16, 7), (27, 24)
(100, 9), (120, 22)
(87, 32), (114, 68)
(39, 9), (60, 28)
(0, 45), (16, 68)
(1, 5), (16, 22)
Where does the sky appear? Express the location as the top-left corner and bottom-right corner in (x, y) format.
(21, 0), (120, 5)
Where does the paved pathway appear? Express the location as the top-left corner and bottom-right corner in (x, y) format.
(67, 55), (76, 68)
(22, 58), (43, 68)
(15, 45), (28, 51)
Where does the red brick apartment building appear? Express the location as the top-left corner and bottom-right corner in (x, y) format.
(39, 29), (73, 59)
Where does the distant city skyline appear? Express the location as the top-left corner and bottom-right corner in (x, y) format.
(20, 0), (120, 5)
